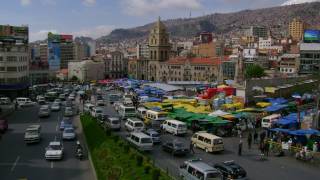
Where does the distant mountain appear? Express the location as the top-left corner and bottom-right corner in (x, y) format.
(282, 0), (320, 6)
(97, 2), (320, 44)
(74, 36), (94, 43)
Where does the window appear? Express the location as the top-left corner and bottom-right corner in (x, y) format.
(7, 67), (17, 72)
(0, 56), (3, 61)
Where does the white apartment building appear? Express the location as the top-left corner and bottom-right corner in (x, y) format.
(68, 60), (105, 82)
(258, 37), (273, 49)
(0, 25), (29, 97)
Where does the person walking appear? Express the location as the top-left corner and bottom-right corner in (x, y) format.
(248, 132), (252, 150)
(238, 139), (243, 156)
(253, 130), (258, 144)
(190, 142), (195, 154)
(264, 140), (270, 157)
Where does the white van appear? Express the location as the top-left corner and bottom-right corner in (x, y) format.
(118, 105), (136, 119)
(191, 132), (224, 153)
(84, 103), (95, 113)
(15, 97), (35, 107)
(179, 159), (222, 180)
(104, 117), (121, 131)
(136, 107), (147, 119)
(261, 114), (281, 128)
(0, 97), (11, 105)
(123, 98), (133, 106)
(126, 132), (153, 151)
(161, 120), (187, 136)
(125, 118), (145, 132)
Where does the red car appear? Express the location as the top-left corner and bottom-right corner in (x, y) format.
(0, 119), (8, 133)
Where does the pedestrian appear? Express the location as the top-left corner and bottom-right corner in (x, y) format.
(190, 142), (195, 154)
(247, 132), (252, 150)
(264, 140), (269, 157)
(253, 130), (258, 144)
(238, 139), (243, 156)
(15, 101), (18, 110)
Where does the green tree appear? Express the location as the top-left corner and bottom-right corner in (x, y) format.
(70, 76), (78, 82)
(245, 64), (265, 79)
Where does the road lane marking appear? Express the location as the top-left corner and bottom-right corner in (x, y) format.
(10, 156), (20, 172)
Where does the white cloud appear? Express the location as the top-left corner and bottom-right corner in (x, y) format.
(122, 0), (203, 16)
(21, 0), (31, 6)
(83, 0), (96, 6)
(282, 0), (320, 6)
(30, 29), (59, 41)
(72, 25), (115, 39)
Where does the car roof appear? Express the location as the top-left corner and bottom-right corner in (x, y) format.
(195, 132), (222, 139)
(64, 127), (74, 131)
(27, 124), (41, 130)
(130, 132), (151, 138)
(109, 117), (119, 120)
(166, 119), (186, 124)
(49, 141), (61, 146)
(128, 118), (143, 122)
(186, 160), (218, 173)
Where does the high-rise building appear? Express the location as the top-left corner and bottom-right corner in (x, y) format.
(47, 33), (74, 70)
(289, 18), (305, 41)
(246, 26), (268, 38)
(0, 25), (29, 97)
(299, 43), (320, 74)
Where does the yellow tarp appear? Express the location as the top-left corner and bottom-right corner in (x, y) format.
(222, 102), (243, 109)
(256, 102), (271, 108)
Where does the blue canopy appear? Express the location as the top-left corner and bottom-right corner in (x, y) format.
(264, 104), (288, 112)
(289, 129), (320, 136)
(146, 97), (162, 102)
(269, 128), (291, 133)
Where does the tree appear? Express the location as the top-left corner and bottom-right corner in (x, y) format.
(71, 76), (79, 82)
(245, 64), (265, 79)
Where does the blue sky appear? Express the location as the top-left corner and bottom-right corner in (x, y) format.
(0, 0), (311, 41)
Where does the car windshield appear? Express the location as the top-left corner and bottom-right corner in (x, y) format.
(96, 110), (103, 113)
(214, 139), (223, 145)
(49, 144), (61, 150)
(206, 172), (222, 179)
(141, 138), (152, 143)
(178, 124), (186, 129)
(174, 142), (184, 148)
(64, 129), (74, 133)
(112, 120), (119, 124)
(135, 122), (143, 127)
(26, 130), (38, 135)
(53, 103), (59, 106)
(151, 133), (159, 137)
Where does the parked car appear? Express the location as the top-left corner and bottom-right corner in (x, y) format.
(162, 140), (189, 156)
(38, 106), (50, 118)
(24, 125), (41, 144)
(125, 118), (145, 132)
(144, 129), (161, 144)
(64, 107), (73, 117)
(0, 119), (8, 133)
(51, 102), (60, 111)
(59, 94), (66, 101)
(84, 103), (95, 113)
(16, 97), (36, 107)
(214, 161), (247, 180)
(54, 99), (62, 105)
(45, 141), (64, 160)
(62, 127), (76, 140)
(161, 120), (187, 136)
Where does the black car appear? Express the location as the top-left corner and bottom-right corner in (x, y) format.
(96, 95), (103, 101)
(162, 140), (189, 156)
(214, 161), (247, 180)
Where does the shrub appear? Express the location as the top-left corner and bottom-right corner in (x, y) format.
(144, 165), (151, 174)
(113, 135), (119, 143)
(136, 155), (143, 166)
(123, 144), (130, 153)
(152, 169), (161, 180)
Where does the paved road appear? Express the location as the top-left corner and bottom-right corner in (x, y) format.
(98, 91), (320, 180)
(0, 103), (95, 180)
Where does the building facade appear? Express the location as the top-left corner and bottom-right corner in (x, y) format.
(0, 25), (29, 97)
(299, 43), (320, 74)
(246, 26), (268, 38)
(289, 18), (305, 41)
(105, 51), (127, 79)
(68, 60), (104, 82)
(279, 54), (300, 75)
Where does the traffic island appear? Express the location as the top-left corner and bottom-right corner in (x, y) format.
(80, 114), (172, 180)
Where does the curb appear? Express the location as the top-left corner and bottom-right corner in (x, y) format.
(77, 115), (98, 180)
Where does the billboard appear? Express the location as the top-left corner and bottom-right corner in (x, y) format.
(48, 42), (61, 71)
(48, 32), (73, 43)
(304, 29), (320, 43)
(0, 25), (28, 44)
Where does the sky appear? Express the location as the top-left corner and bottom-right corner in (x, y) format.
(0, 0), (317, 41)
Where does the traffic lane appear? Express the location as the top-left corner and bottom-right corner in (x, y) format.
(0, 104), (93, 180)
(102, 103), (320, 180)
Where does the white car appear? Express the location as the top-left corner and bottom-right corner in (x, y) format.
(62, 128), (76, 140)
(38, 106), (50, 117)
(45, 141), (64, 160)
(51, 102), (60, 111)
(54, 99), (62, 105)
(96, 100), (105, 106)
(64, 107), (73, 117)
(91, 107), (104, 118)
(68, 94), (75, 101)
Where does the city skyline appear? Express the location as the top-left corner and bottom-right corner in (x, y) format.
(0, 0), (315, 41)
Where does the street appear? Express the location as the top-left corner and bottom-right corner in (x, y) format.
(0, 103), (95, 180)
(100, 91), (320, 180)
